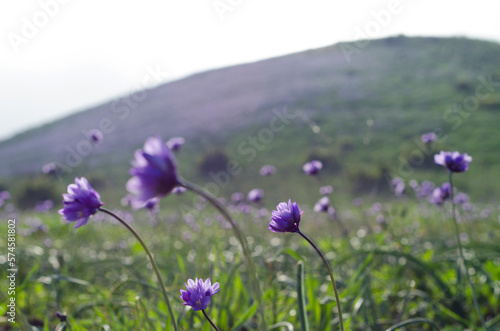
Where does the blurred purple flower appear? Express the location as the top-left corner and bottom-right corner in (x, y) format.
(313, 196), (330, 213)
(353, 198), (363, 207)
(453, 192), (469, 205)
(172, 186), (187, 195)
(231, 192), (245, 203)
(127, 136), (179, 204)
(247, 189), (264, 203)
(391, 177), (405, 196)
(303, 160), (323, 176)
(35, 200), (54, 213)
(59, 177), (104, 228)
(269, 199), (302, 233)
(421, 132), (437, 144)
(429, 183), (451, 205)
(434, 151), (472, 172)
(42, 162), (57, 175)
(319, 185), (333, 195)
(180, 278), (220, 311)
(56, 311), (67, 322)
(259, 165), (276, 176)
(88, 129), (103, 143)
(166, 137), (185, 152)
(417, 180), (435, 198)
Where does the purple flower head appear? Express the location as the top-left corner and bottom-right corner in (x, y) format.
(247, 188), (264, 203)
(127, 136), (179, 204)
(180, 278), (220, 311)
(303, 160), (323, 176)
(166, 137), (185, 152)
(391, 177), (405, 197)
(421, 132), (437, 144)
(313, 196), (330, 213)
(319, 185), (334, 195)
(269, 199), (302, 233)
(88, 129), (103, 143)
(454, 192), (470, 205)
(231, 192), (245, 203)
(417, 180), (435, 198)
(434, 151), (472, 173)
(0, 191), (11, 200)
(172, 186), (187, 195)
(429, 182), (451, 205)
(42, 162), (57, 175)
(259, 165), (276, 176)
(59, 177), (104, 228)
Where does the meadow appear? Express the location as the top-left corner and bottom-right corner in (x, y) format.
(1, 140), (499, 331)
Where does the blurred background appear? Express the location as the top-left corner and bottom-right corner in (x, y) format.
(1, 0), (500, 210)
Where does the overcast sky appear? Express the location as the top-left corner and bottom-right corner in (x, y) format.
(1, 0), (499, 141)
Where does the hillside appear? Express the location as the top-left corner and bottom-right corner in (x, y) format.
(2, 36), (500, 201)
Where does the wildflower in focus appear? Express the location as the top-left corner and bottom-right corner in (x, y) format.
(421, 132), (437, 144)
(180, 278), (220, 311)
(303, 160), (323, 175)
(314, 196), (330, 213)
(269, 199), (302, 233)
(127, 136), (179, 204)
(166, 137), (185, 152)
(434, 151), (472, 172)
(259, 165), (276, 176)
(59, 177), (104, 228)
(88, 129), (103, 143)
(247, 188), (264, 203)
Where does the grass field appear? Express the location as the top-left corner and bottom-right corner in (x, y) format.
(1, 164), (499, 330)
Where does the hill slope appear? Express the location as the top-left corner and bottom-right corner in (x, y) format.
(2, 36), (499, 200)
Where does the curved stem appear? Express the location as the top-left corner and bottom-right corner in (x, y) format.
(179, 179), (265, 328)
(202, 309), (221, 331)
(98, 207), (178, 331)
(448, 172), (486, 329)
(297, 230), (344, 331)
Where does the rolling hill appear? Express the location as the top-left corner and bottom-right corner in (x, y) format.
(2, 36), (500, 202)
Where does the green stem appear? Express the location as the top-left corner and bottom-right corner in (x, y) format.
(98, 207), (178, 331)
(297, 230), (344, 331)
(448, 172), (486, 329)
(179, 179), (266, 328)
(202, 309), (221, 331)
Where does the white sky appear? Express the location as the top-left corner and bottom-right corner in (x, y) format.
(1, 0), (499, 141)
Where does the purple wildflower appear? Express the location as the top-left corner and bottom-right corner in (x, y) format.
(247, 189), (264, 203)
(429, 183), (452, 205)
(166, 137), (185, 152)
(180, 278), (220, 311)
(0, 191), (10, 200)
(88, 129), (103, 143)
(172, 186), (187, 195)
(391, 177), (405, 197)
(59, 177), (104, 228)
(421, 132), (437, 144)
(259, 165), (276, 176)
(313, 196), (330, 213)
(454, 192), (469, 205)
(303, 160), (323, 175)
(434, 151), (472, 172)
(417, 180), (435, 198)
(42, 162), (57, 175)
(269, 199), (302, 233)
(319, 185), (334, 195)
(231, 192), (245, 203)
(127, 136), (179, 204)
